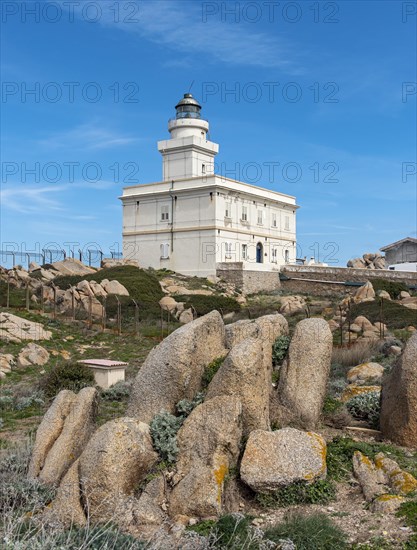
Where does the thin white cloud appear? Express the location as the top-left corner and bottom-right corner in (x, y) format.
(37, 123), (138, 151)
(59, 0), (297, 70)
(0, 185), (65, 214)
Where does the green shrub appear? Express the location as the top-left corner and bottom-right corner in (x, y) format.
(371, 279), (409, 299)
(202, 357), (225, 388)
(0, 281), (26, 308)
(264, 512), (348, 550)
(256, 479), (336, 508)
(323, 396), (343, 414)
(176, 392), (204, 416)
(150, 393), (206, 463)
(0, 441), (56, 514)
(349, 300), (417, 329)
(149, 411), (182, 463)
(100, 380), (131, 401)
(187, 514), (262, 549)
(174, 294), (241, 316)
(397, 500), (417, 530)
(272, 335), (291, 366)
(39, 362), (95, 398)
(346, 391), (380, 428)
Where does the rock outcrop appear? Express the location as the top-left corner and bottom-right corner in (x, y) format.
(274, 318), (332, 429)
(0, 312), (52, 343)
(0, 353), (15, 377)
(16, 343), (50, 368)
(28, 390), (77, 479)
(206, 337), (269, 435)
(346, 362), (384, 385)
(240, 428), (327, 493)
(380, 331), (417, 447)
(37, 387), (97, 485)
(79, 417), (158, 523)
(353, 281), (376, 303)
(347, 253), (385, 270)
(128, 311), (226, 423)
(169, 396), (242, 519)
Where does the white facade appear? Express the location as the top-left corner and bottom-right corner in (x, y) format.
(121, 94), (298, 277)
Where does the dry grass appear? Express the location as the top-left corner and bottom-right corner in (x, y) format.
(332, 340), (378, 368)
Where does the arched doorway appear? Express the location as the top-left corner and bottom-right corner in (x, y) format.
(256, 242), (263, 263)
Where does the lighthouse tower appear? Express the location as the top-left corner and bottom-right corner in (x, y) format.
(157, 93), (219, 181)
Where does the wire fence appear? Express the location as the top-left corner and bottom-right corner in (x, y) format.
(1, 278), (196, 340)
(0, 249), (123, 270)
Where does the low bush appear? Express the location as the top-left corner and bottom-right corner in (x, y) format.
(264, 512), (348, 550)
(332, 340), (378, 367)
(371, 278), (409, 299)
(149, 411), (182, 464)
(202, 357), (225, 388)
(187, 513), (267, 549)
(150, 394), (204, 464)
(174, 294), (241, 316)
(0, 440), (56, 515)
(346, 391), (380, 429)
(176, 392), (204, 416)
(256, 479), (336, 508)
(349, 300), (417, 329)
(39, 362), (95, 398)
(100, 380), (131, 401)
(397, 500), (417, 531)
(272, 335), (291, 366)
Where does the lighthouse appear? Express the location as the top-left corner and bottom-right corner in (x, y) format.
(157, 93), (219, 181)
(121, 92), (298, 287)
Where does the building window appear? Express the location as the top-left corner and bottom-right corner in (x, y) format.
(272, 248), (277, 263)
(284, 215), (290, 231)
(225, 242), (233, 259)
(285, 249), (290, 263)
(257, 210), (264, 225)
(202, 164), (206, 174)
(225, 202), (231, 218)
(160, 243), (170, 259)
(272, 213), (277, 227)
(241, 206), (248, 221)
(161, 205), (169, 221)
(242, 244), (248, 260)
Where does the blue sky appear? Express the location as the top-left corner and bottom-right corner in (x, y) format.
(1, 0), (416, 266)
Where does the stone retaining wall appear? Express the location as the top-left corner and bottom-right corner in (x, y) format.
(280, 265), (417, 297)
(216, 263), (281, 295)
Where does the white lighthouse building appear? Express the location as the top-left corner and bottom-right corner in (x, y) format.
(121, 94), (298, 288)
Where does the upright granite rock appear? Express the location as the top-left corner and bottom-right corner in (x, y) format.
(128, 311), (226, 423)
(224, 314), (288, 350)
(45, 459), (87, 527)
(240, 428), (327, 493)
(169, 396), (243, 519)
(380, 332), (417, 448)
(39, 387), (97, 485)
(79, 417), (158, 523)
(206, 337), (270, 435)
(28, 390), (77, 479)
(354, 281), (375, 303)
(275, 318), (332, 429)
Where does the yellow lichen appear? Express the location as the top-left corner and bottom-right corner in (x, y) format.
(304, 432), (327, 480)
(354, 450), (374, 468)
(214, 462), (228, 505)
(375, 494), (403, 502)
(341, 385), (381, 403)
(390, 472), (417, 495)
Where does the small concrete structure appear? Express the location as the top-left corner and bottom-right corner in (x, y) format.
(78, 359), (128, 389)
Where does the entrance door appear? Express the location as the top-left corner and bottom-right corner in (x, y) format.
(256, 242), (263, 263)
